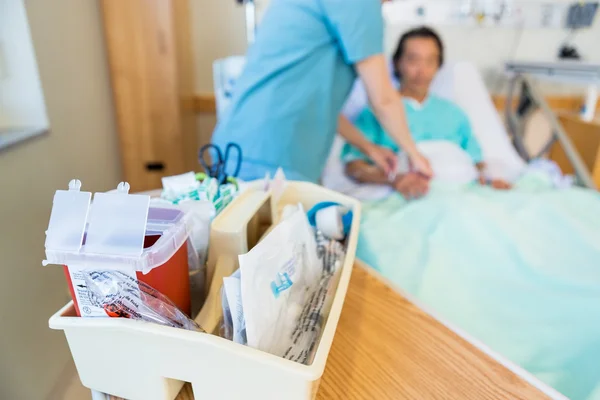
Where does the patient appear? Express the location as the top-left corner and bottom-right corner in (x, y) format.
(340, 27), (511, 198)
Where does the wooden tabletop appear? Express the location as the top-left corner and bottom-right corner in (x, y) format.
(152, 264), (547, 400)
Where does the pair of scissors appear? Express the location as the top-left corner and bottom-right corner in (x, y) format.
(198, 143), (242, 184)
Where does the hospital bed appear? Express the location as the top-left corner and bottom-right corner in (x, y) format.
(213, 56), (595, 190)
(320, 62), (600, 400)
(322, 61), (597, 196)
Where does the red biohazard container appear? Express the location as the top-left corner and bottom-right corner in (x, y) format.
(44, 180), (192, 317)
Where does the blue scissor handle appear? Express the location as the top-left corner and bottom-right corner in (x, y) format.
(198, 144), (224, 179)
(198, 143), (243, 184)
(222, 143), (242, 179)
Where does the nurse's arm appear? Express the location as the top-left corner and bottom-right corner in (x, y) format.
(338, 115), (397, 173)
(356, 55), (431, 176)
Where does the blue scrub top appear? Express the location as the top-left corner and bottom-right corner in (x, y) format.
(342, 95), (484, 164)
(211, 0), (384, 182)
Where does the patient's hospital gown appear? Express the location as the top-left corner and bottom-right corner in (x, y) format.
(341, 95), (483, 164)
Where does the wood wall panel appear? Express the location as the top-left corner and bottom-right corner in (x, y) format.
(195, 94), (598, 116)
(101, 0), (196, 191)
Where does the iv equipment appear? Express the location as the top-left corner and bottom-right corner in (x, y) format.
(236, 0), (257, 44)
(382, 0), (585, 29)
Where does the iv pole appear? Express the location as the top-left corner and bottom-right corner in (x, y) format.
(238, 0), (257, 44)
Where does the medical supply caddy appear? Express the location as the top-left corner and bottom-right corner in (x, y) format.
(49, 180), (361, 400)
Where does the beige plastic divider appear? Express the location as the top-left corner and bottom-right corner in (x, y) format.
(49, 181), (361, 400)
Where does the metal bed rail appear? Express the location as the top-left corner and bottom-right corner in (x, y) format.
(505, 74), (596, 189)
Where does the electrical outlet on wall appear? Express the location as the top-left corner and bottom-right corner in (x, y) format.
(540, 3), (568, 28)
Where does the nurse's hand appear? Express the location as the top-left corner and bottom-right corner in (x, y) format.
(365, 144), (397, 175)
(409, 153), (433, 178)
(393, 173), (429, 200)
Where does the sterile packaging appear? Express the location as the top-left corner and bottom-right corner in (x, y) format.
(221, 269), (246, 344)
(239, 204), (321, 358)
(83, 270), (201, 331)
(161, 171), (199, 195)
(282, 230), (346, 364)
(159, 171), (241, 316)
(221, 208), (348, 364)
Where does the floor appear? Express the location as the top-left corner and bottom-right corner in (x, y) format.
(62, 377), (91, 400)
(49, 358), (91, 400)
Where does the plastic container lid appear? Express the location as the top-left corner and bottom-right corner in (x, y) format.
(44, 180), (191, 274)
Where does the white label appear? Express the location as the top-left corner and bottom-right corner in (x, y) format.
(68, 265), (137, 317)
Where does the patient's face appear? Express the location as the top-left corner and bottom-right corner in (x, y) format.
(397, 37), (440, 96)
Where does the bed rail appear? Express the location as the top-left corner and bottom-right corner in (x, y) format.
(505, 74), (596, 190)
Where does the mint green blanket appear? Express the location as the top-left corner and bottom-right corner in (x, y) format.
(358, 176), (600, 399)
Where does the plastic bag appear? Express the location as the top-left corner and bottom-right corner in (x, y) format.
(221, 269), (246, 344)
(282, 230), (346, 364)
(148, 199), (213, 317)
(283, 274), (335, 364)
(83, 270), (202, 331)
(178, 200), (215, 316)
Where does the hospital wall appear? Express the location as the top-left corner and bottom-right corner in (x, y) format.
(193, 0), (600, 96)
(385, 23), (600, 95)
(192, 0), (247, 92)
(191, 0), (248, 144)
(0, 1), (122, 399)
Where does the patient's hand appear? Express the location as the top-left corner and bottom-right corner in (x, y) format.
(393, 173), (430, 199)
(490, 179), (512, 190)
(365, 144), (398, 175)
(478, 176), (512, 190)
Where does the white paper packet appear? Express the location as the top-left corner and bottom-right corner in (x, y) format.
(239, 205), (319, 356)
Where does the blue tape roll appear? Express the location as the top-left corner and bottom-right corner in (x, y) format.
(306, 202), (353, 238)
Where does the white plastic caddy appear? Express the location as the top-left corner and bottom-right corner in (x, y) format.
(49, 181), (362, 400)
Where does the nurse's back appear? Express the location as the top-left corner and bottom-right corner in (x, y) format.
(212, 0), (383, 182)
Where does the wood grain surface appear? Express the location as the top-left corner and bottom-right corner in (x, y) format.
(314, 266), (548, 400)
(110, 265), (548, 400)
(101, 0), (197, 191)
(551, 112), (600, 189)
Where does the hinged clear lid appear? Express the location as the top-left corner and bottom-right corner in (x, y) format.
(85, 182), (149, 256)
(42, 180), (190, 274)
(45, 179), (91, 252)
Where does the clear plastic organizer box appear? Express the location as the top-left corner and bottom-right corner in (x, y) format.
(49, 181), (362, 400)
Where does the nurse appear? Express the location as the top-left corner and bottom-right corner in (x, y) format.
(212, 0), (432, 183)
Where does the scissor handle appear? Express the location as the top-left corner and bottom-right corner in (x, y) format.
(222, 143), (242, 179)
(198, 144), (224, 178)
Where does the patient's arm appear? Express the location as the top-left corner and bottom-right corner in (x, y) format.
(345, 160), (429, 198)
(345, 160), (391, 185)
